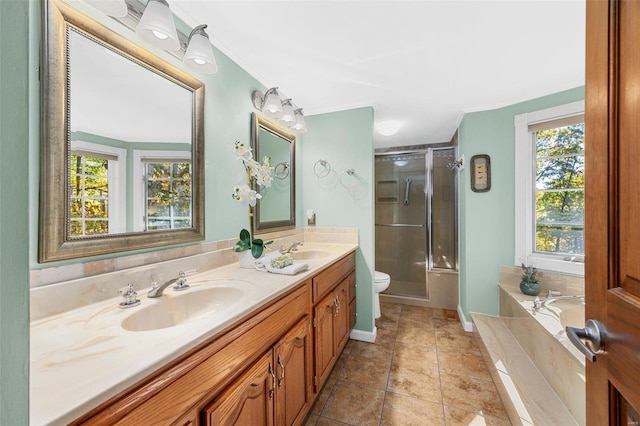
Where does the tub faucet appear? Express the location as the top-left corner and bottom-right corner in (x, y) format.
(280, 241), (303, 254)
(148, 271), (190, 298)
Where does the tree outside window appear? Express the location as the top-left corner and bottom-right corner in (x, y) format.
(145, 161), (192, 230)
(534, 123), (585, 256)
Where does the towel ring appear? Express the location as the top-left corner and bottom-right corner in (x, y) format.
(340, 168), (358, 190)
(274, 162), (289, 180)
(313, 159), (331, 178)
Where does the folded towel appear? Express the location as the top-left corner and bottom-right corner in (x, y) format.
(255, 252), (282, 271)
(265, 262), (309, 275)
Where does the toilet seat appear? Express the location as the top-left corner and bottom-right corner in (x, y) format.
(375, 271), (390, 283)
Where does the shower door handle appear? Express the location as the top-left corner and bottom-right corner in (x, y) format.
(403, 178), (412, 205)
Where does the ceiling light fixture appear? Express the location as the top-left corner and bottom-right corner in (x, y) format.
(183, 24), (218, 74)
(377, 121), (401, 136)
(135, 0), (180, 51)
(252, 88), (308, 133)
(86, 0), (128, 17)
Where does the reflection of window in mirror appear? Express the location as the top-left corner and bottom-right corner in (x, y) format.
(69, 141), (126, 237)
(133, 150), (192, 232)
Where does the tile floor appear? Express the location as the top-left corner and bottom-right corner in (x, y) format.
(305, 302), (512, 426)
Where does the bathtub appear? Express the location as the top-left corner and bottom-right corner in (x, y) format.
(472, 266), (585, 425)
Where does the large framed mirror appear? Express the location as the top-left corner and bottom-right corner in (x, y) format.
(251, 113), (295, 234)
(39, 0), (205, 262)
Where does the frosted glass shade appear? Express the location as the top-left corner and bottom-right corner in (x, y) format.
(278, 99), (295, 124)
(86, 0), (128, 17)
(184, 33), (218, 74)
(262, 89), (282, 118)
(291, 109), (307, 133)
(136, 0), (180, 51)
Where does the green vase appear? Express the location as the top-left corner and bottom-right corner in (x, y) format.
(520, 281), (541, 296)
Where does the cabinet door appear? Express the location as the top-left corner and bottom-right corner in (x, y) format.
(313, 292), (336, 391)
(273, 317), (312, 426)
(202, 351), (274, 426)
(334, 278), (350, 352)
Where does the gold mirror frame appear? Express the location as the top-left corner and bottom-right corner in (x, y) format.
(39, 0), (205, 262)
(251, 113), (296, 234)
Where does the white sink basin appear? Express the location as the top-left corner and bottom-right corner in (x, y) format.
(291, 250), (330, 260)
(121, 281), (251, 332)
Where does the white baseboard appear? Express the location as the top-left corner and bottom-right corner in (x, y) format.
(457, 305), (474, 332)
(350, 326), (377, 343)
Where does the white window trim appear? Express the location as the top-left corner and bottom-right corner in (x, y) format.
(132, 150), (192, 232)
(70, 140), (127, 234)
(514, 100), (585, 276)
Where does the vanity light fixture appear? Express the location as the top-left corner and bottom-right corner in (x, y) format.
(278, 99), (296, 125)
(86, 0), (128, 17)
(252, 88), (308, 133)
(260, 88), (283, 118)
(291, 108), (308, 133)
(135, 0), (180, 51)
(183, 24), (218, 74)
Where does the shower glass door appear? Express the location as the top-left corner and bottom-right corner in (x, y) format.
(375, 153), (427, 298)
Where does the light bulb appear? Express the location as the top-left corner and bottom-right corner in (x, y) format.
(151, 30), (169, 40)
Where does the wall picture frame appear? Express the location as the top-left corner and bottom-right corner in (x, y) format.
(470, 154), (491, 193)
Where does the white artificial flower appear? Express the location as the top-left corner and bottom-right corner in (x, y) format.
(233, 141), (253, 161)
(232, 184), (262, 207)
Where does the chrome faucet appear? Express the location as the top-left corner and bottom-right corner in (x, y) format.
(147, 271), (190, 298)
(280, 241), (303, 254)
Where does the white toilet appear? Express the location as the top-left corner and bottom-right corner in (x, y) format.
(374, 271), (391, 319)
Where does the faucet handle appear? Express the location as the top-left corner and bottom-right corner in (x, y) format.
(150, 274), (159, 290)
(173, 271), (190, 291)
(118, 283), (141, 308)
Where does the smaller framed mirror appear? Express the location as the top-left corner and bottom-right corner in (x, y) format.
(251, 113), (296, 234)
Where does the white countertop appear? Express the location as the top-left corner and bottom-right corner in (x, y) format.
(30, 243), (357, 426)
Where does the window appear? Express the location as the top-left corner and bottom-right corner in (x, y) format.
(69, 142), (126, 237)
(133, 150), (192, 232)
(515, 101), (585, 276)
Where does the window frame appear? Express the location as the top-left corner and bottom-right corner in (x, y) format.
(69, 141), (127, 236)
(132, 150), (192, 232)
(514, 100), (585, 276)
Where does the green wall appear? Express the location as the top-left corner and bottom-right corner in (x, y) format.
(300, 108), (375, 334)
(457, 86), (585, 321)
(0, 0), (31, 423)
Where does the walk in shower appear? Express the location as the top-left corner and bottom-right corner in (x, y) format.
(375, 148), (458, 309)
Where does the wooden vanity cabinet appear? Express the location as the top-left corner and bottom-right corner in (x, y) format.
(202, 316), (311, 426)
(72, 251), (356, 426)
(311, 254), (356, 392)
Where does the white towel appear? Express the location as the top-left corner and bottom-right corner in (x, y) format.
(265, 262), (310, 275)
(254, 252), (282, 272)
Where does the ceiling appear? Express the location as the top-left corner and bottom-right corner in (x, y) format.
(170, 1), (585, 149)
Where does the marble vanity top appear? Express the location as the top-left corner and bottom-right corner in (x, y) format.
(30, 242), (357, 426)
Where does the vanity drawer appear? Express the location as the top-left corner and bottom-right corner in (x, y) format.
(312, 253), (355, 303)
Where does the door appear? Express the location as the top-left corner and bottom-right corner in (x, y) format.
(273, 317), (311, 426)
(313, 292), (336, 391)
(334, 279), (350, 352)
(582, 0), (640, 423)
(375, 153), (428, 298)
(201, 351), (274, 426)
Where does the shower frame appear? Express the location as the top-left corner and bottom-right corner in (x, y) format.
(375, 146), (459, 274)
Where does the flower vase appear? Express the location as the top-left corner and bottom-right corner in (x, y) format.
(238, 250), (257, 269)
(520, 281), (541, 296)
